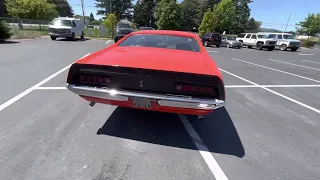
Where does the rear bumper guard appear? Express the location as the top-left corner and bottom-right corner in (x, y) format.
(66, 84), (225, 110)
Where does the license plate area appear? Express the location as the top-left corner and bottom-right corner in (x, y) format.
(133, 97), (152, 108)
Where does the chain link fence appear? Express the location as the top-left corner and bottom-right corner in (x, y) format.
(0, 17), (112, 39)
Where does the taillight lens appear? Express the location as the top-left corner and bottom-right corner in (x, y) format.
(78, 74), (111, 84)
(176, 84), (215, 94)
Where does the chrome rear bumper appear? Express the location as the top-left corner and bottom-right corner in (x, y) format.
(66, 84), (225, 110)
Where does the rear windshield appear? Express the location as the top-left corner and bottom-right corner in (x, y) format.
(51, 19), (73, 26)
(118, 34), (201, 52)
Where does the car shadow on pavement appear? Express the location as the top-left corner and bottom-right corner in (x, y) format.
(0, 40), (20, 44)
(96, 107), (245, 158)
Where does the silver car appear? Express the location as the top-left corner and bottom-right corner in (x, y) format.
(221, 36), (242, 48)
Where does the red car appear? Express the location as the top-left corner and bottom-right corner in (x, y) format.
(66, 30), (225, 119)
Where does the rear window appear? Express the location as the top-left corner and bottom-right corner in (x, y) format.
(211, 33), (221, 38)
(118, 34), (201, 52)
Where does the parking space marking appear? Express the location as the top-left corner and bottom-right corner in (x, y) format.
(207, 50), (219, 52)
(36, 87), (68, 90)
(219, 68), (320, 114)
(232, 58), (320, 83)
(269, 59), (320, 71)
(105, 40), (112, 44)
(0, 53), (91, 112)
(178, 114), (228, 180)
(298, 53), (314, 56)
(302, 60), (320, 65)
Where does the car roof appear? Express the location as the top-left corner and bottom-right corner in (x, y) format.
(130, 30), (199, 38)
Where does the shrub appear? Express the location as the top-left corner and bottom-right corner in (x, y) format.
(301, 39), (317, 48)
(0, 21), (12, 41)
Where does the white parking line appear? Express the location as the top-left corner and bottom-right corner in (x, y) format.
(302, 60), (320, 65)
(299, 53), (314, 56)
(219, 68), (320, 114)
(105, 40), (112, 44)
(178, 114), (228, 180)
(34, 85), (320, 90)
(207, 51), (219, 52)
(269, 59), (320, 71)
(0, 53), (91, 112)
(232, 58), (320, 83)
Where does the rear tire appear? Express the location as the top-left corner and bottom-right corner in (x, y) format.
(114, 37), (118, 43)
(256, 43), (263, 50)
(216, 44), (220, 48)
(248, 46), (252, 48)
(291, 47), (298, 51)
(50, 36), (56, 40)
(80, 31), (84, 39)
(280, 44), (287, 51)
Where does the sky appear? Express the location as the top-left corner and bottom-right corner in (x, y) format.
(69, 0), (320, 31)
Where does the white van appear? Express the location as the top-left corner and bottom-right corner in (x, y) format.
(48, 17), (85, 41)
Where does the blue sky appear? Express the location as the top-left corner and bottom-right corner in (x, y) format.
(69, 0), (319, 31)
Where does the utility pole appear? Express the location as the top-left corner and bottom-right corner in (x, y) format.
(284, 11), (291, 32)
(80, 0), (86, 25)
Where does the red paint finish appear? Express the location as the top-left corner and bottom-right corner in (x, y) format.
(75, 30), (223, 79)
(81, 96), (213, 115)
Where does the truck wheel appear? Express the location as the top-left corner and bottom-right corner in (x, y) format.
(280, 44), (287, 51)
(248, 46), (252, 48)
(291, 47), (298, 51)
(216, 44), (220, 48)
(80, 32), (84, 39)
(267, 46), (275, 51)
(256, 43), (263, 50)
(71, 32), (76, 41)
(114, 37), (118, 43)
(50, 36), (56, 40)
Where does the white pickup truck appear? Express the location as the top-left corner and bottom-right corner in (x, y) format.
(263, 32), (301, 51)
(236, 33), (277, 51)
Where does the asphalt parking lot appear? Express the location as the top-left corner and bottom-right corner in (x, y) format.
(1, 39), (320, 180)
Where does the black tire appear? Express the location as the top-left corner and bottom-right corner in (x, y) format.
(267, 46), (275, 51)
(256, 43), (263, 50)
(291, 47), (298, 51)
(80, 31), (84, 39)
(50, 36), (56, 40)
(71, 32), (75, 41)
(114, 37), (118, 43)
(216, 44), (220, 48)
(280, 44), (287, 51)
(248, 46), (252, 48)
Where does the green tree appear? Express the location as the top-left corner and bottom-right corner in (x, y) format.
(198, 10), (214, 35)
(95, 0), (133, 21)
(89, 12), (95, 22)
(133, 0), (157, 28)
(231, 0), (252, 34)
(155, 0), (181, 30)
(296, 13), (320, 39)
(244, 17), (260, 32)
(0, 21), (12, 41)
(103, 13), (117, 38)
(213, 0), (235, 33)
(180, 0), (205, 31)
(47, 0), (74, 17)
(6, 0), (58, 20)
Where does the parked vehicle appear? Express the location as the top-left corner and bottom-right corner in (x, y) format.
(200, 33), (222, 47)
(236, 33), (277, 51)
(138, 26), (154, 30)
(114, 22), (135, 43)
(221, 36), (242, 48)
(66, 30), (226, 119)
(261, 32), (301, 51)
(49, 17), (85, 41)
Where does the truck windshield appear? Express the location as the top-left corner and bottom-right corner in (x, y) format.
(51, 19), (73, 27)
(283, 35), (295, 39)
